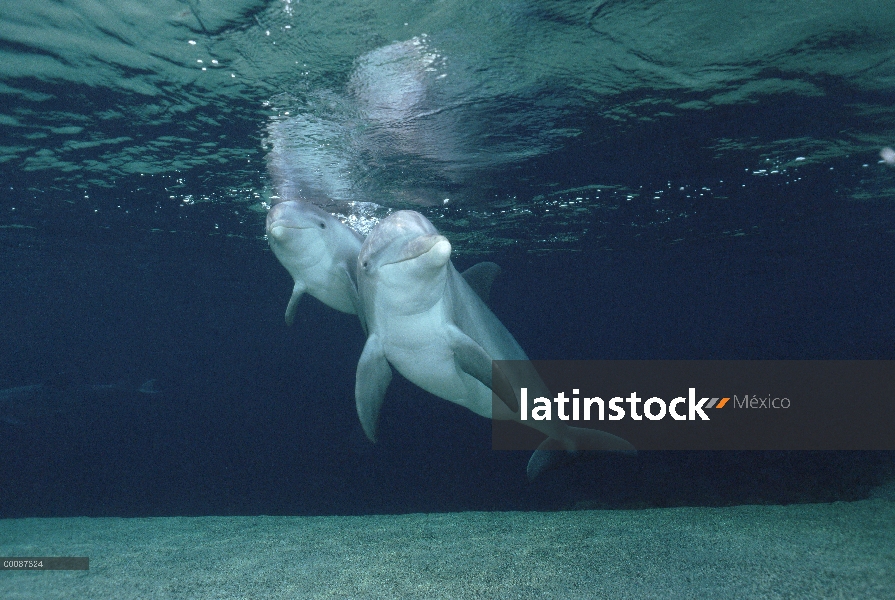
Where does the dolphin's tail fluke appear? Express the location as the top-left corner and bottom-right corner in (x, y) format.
(526, 427), (636, 481)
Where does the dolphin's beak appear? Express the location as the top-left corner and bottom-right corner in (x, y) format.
(266, 223), (289, 241)
(266, 210), (313, 234)
(400, 234), (450, 262)
(266, 201), (316, 233)
(266, 219), (302, 232)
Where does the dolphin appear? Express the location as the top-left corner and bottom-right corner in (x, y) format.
(0, 372), (160, 427)
(353, 210), (634, 479)
(266, 200), (365, 327)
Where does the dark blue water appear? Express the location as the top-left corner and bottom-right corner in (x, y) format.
(1, 0), (894, 517)
(1, 185), (892, 516)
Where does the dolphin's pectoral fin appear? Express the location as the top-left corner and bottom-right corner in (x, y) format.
(355, 335), (392, 443)
(526, 428), (637, 481)
(339, 265), (368, 334)
(353, 299), (369, 336)
(445, 327), (518, 413)
(461, 262), (501, 303)
(284, 282), (306, 326)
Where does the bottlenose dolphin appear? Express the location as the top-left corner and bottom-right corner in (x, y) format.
(266, 200), (365, 327)
(353, 210), (634, 479)
(0, 373), (160, 427)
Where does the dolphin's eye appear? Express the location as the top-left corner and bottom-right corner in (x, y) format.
(362, 261), (368, 269)
(319, 222), (326, 229)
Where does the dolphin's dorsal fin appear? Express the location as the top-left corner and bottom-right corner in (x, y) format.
(460, 262), (501, 303)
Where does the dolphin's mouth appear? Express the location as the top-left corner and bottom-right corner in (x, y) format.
(266, 219), (311, 232)
(396, 234), (447, 263)
(266, 221), (314, 242)
(360, 233), (447, 269)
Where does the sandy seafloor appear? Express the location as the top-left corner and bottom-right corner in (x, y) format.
(2, 494), (893, 599)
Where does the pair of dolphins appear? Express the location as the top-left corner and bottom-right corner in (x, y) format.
(266, 200), (634, 480)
